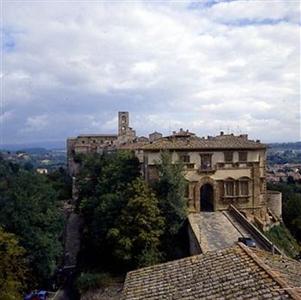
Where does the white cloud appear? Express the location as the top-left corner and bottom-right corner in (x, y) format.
(203, 0), (300, 23)
(2, 0), (300, 144)
(23, 115), (49, 132)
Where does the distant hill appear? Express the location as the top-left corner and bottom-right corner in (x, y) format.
(268, 142), (301, 151)
(0, 140), (66, 151)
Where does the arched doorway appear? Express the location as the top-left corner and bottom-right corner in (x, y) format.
(200, 183), (214, 211)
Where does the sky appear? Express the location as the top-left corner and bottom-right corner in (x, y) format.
(1, 0), (300, 145)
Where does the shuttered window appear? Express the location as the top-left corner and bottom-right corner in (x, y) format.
(224, 151), (233, 162)
(239, 151), (248, 162)
(225, 181), (235, 196)
(240, 181), (249, 196)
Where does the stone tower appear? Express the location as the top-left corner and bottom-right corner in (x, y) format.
(118, 111), (129, 136)
(117, 111), (136, 144)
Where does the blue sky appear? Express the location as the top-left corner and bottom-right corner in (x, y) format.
(1, 0), (300, 144)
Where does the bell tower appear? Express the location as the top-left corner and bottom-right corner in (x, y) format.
(118, 111), (129, 136)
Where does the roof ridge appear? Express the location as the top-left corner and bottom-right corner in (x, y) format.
(238, 242), (301, 300)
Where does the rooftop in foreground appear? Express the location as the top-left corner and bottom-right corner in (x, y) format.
(122, 243), (301, 300)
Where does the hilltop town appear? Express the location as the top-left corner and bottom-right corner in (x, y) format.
(64, 112), (301, 299)
(2, 0), (300, 298)
(0, 112), (300, 299)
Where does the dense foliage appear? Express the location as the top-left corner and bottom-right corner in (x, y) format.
(108, 178), (164, 268)
(75, 272), (114, 294)
(0, 227), (27, 300)
(154, 152), (187, 259)
(265, 224), (300, 258)
(268, 181), (301, 243)
(47, 167), (72, 200)
(77, 150), (187, 274)
(0, 157), (65, 289)
(77, 151), (142, 271)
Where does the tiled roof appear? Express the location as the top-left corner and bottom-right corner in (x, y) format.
(141, 134), (266, 151)
(122, 243), (301, 300)
(253, 249), (301, 293)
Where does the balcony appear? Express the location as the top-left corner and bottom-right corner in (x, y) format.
(198, 164), (216, 174)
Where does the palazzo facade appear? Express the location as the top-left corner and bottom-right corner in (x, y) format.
(138, 129), (269, 219)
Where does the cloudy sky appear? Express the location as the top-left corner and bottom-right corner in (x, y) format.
(1, 0), (300, 145)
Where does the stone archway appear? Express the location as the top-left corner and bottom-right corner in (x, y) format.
(194, 177), (218, 212)
(200, 183), (214, 211)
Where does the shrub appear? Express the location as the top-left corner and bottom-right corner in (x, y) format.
(76, 272), (114, 293)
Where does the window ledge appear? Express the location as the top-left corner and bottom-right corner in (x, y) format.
(223, 195), (250, 198)
(198, 168), (216, 174)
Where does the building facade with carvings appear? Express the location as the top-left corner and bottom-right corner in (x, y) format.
(138, 129), (273, 221)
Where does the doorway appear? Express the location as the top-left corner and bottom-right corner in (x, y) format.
(200, 183), (214, 211)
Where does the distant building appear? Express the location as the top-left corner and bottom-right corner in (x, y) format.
(117, 111), (136, 144)
(67, 112), (137, 176)
(149, 131), (162, 142)
(36, 168), (48, 174)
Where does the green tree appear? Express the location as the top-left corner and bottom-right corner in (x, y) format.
(268, 182), (301, 242)
(77, 151), (140, 202)
(0, 160), (64, 288)
(0, 228), (27, 300)
(77, 151), (141, 269)
(108, 178), (164, 268)
(156, 152), (187, 236)
(47, 167), (72, 200)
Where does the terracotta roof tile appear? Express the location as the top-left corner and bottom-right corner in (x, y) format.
(122, 245), (301, 300)
(141, 134), (266, 151)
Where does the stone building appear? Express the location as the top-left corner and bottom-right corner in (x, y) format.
(117, 111), (136, 144)
(149, 131), (163, 142)
(67, 111), (136, 176)
(67, 113), (281, 223)
(131, 129), (273, 221)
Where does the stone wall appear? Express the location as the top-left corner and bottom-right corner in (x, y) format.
(267, 190), (282, 219)
(187, 214), (203, 255)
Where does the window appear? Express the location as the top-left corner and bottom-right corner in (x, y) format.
(239, 181), (249, 196)
(224, 151), (233, 163)
(200, 154), (212, 170)
(239, 151), (248, 162)
(82, 141), (85, 144)
(180, 154), (190, 163)
(225, 181), (235, 196)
